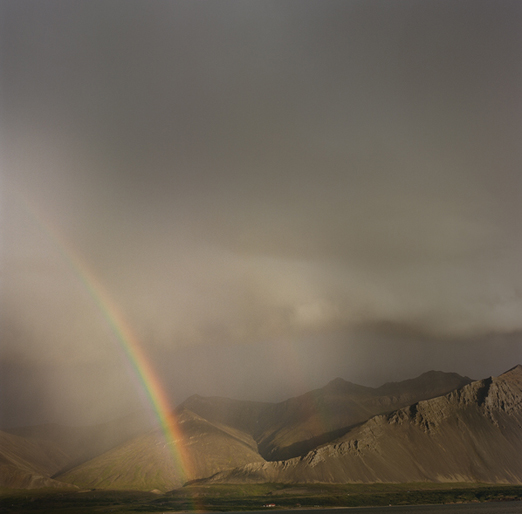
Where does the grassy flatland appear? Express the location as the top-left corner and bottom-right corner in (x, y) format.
(1, 483), (522, 513)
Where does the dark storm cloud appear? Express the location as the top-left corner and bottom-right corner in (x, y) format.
(1, 1), (521, 426)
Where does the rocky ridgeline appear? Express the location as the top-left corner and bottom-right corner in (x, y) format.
(201, 365), (522, 485)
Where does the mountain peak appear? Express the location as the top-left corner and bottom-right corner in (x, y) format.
(323, 377), (373, 394)
(326, 377), (349, 389)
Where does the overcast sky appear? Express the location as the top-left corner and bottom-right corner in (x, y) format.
(1, 0), (521, 428)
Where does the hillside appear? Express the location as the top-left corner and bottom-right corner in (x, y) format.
(202, 365), (522, 484)
(182, 370), (472, 460)
(56, 408), (265, 491)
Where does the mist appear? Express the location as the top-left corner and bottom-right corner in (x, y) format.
(1, 0), (521, 428)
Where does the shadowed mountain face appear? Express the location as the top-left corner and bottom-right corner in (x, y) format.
(203, 365), (522, 485)
(182, 370), (472, 460)
(3, 368), (518, 491)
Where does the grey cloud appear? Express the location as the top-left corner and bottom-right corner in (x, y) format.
(1, 0), (521, 426)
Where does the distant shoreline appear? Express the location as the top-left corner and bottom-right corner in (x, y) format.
(1, 484), (522, 513)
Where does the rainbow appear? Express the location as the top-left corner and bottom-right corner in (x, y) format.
(20, 195), (194, 485)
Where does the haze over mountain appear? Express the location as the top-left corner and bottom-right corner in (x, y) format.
(4, 410), (155, 475)
(1, 368), (514, 492)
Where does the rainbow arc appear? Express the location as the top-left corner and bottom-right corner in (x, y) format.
(21, 195), (193, 484)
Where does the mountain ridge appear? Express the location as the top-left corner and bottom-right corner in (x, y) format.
(2, 367), (517, 491)
(182, 369), (472, 461)
(201, 365), (522, 485)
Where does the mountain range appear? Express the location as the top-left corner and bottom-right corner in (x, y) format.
(2, 366), (521, 491)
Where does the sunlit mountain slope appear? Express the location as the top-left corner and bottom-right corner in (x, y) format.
(203, 365), (522, 484)
(56, 408), (265, 491)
